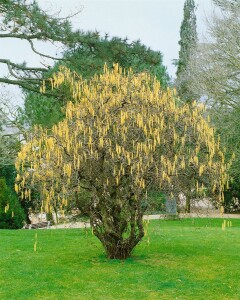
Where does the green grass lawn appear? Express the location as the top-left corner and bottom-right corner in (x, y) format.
(1, 218), (240, 300)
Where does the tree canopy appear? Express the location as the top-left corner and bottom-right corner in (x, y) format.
(175, 0), (198, 103)
(15, 65), (229, 258)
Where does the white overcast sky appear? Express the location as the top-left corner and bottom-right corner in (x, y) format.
(1, 0), (214, 105)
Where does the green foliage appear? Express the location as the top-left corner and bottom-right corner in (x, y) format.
(224, 182), (240, 213)
(0, 133), (21, 167)
(210, 107), (240, 212)
(64, 34), (169, 86)
(0, 177), (26, 229)
(0, 165), (32, 223)
(24, 93), (64, 128)
(0, 0), (72, 41)
(24, 33), (169, 128)
(176, 0), (198, 102)
(175, 0), (198, 212)
(0, 165), (16, 187)
(144, 191), (167, 214)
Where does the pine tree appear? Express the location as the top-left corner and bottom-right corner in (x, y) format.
(0, 0), (80, 93)
(24, 34), (169, 128)
(176, 0), (198, 103)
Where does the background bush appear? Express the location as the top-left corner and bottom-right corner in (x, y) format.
(0, 177), (26, 229)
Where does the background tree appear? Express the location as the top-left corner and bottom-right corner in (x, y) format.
(0, 1), (169, 129)
(189, 0), (240, 108)
(0, 0), (83, 93)
(1, 1), (169, 98)
(0, 93), (30, 222)
(23, 33), (169, 128)
(175, 0), (198, 212)
(175, 0), (198, 103)
(0, 134), (21, 166)
(16, 65), (228, 259)
(188, 0), (240, 211)
(0, 101), (22, 167)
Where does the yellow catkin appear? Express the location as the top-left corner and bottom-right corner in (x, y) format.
(15, 64), (229, 218)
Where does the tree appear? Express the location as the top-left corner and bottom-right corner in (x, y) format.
(0, 0), (82, 93)
(64, 35), (169, 85)
(15, 65), (228, 259)
(189, 0), (240, 109)
(23, 33), (169, 128)
(175, 0), (198, 212)
(175, 0), (198, 103)
(188, 0), (240, 209)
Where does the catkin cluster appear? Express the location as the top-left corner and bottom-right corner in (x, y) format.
(15, 64), (230, 213)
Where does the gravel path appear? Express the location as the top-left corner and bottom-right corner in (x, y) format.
(49, 213), (240, 229)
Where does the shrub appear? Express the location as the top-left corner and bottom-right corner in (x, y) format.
(0, 178), (26, 229)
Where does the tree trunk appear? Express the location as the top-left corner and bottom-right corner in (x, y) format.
(90, 195), (144, 259)
(103, 237), (141, 260)
(185, 193), (191, 213)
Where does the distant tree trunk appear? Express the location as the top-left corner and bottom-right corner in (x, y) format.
(90, 194), (144, 259)
(25, 209), (31, 224)
(20, 200), (31, 223)
(185, 192), (191, 213)
(53, 206), (59, 224)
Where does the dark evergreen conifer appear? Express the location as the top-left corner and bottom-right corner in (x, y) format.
(176, 0), (198, 103)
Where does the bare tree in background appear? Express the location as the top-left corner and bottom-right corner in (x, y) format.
(189, 0), (240, 109)
(188, 0), (240, 208)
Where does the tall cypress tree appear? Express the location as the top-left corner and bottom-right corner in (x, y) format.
(176, 0), (198, 103)
(176, 0), (198, 213)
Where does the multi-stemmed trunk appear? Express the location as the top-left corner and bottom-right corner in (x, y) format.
(89, 194), (145, 259)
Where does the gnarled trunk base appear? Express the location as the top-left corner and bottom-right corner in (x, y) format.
(103, 235), (143, 259)
(90, 194), (145, 259)
(91, 216), (144, 259)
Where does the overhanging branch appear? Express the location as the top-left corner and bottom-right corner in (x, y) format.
(28, 39), (66, 61)
(0, 59), (47, 72)
(0, 77), (56, 97)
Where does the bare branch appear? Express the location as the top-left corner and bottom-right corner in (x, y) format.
(28, 39), (65, 61)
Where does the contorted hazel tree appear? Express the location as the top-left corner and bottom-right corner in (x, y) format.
(15, 65), (229, 259)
